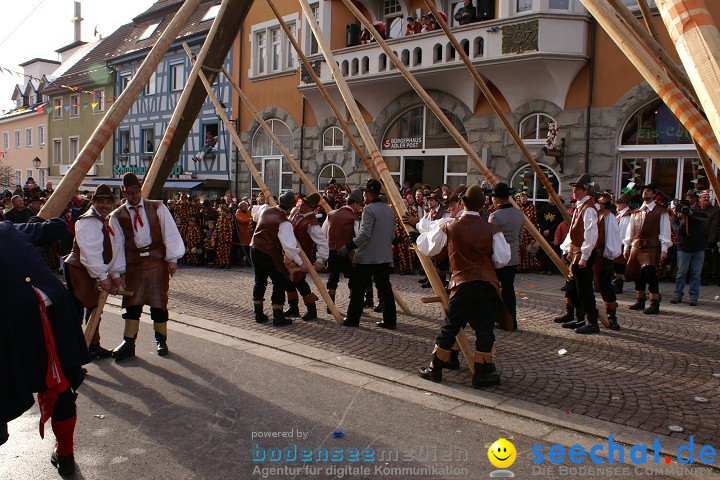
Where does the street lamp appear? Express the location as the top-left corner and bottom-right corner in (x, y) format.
(32, 157), (41, 168)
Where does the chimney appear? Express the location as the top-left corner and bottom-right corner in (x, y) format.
(72, 2), (83, 43)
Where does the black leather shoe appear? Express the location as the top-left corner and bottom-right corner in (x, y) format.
(420, 281), (431, 288)
(51, 451), (75, 476)
(373, 303), (384, 313)
(112, 338), (136, 361)
(155, 334), (169, 356)
(609, 318), (621, 330)
(301, 304), (317, 321)
(88, 344), (113, 359)
(341, 317), (359, 327)
(272, 310), (292, 326)
(254, 304), (269, 323)
(562, 319), (585, 329)
(575, 323), (600, 334)
(284, 303), (300, 317)
(376, 321), (396, 330)
(418, 354), (445, 383)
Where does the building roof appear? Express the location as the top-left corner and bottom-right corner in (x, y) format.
(56, 40), (88, 54)
(18, 58), (61, 67)
(107, 0), (219, 63)
(41, 23), (135, 96)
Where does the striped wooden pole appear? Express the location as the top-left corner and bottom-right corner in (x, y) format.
(38, 0), (204, 219)
(142, 0), (230, 199)
(580, 0), (720, 172)
(656, 0), (720, 169)
(606, 0), (720, 200)
(182, 44), (343, 324)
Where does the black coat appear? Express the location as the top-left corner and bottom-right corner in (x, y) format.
(0, 219), (88, 428)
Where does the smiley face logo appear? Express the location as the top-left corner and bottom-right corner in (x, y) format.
(488, 438), (516, 469)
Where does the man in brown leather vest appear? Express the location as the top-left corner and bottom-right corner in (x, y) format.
(250, 191), (303, 325)
(108, 173), (186, 361)
(623, 183), (672, 314)
(64, 184), (119, 359)
(284, 193), (328, 321)
(558, 174), (601, 333)
(415, 185), (511, 389)
(614, 193), (633, 294)
(323, 189), (363, 312)
(591, 191), (622, 331)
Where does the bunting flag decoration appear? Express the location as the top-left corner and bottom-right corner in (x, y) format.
(82, 103), (89, 109)
(63, 105), (71, 112)
(36, 107), (44, 114)
(91, 102), (98, 109)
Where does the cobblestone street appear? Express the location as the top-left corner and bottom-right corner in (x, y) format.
(167, 266), (720, 445)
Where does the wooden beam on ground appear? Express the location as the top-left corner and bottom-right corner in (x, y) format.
(265, 0), (378, 181)
(421, 296), (441, 304)
(298, 0), (476, 368)
(421, 0), (570, 226)
(145, 0), (252, 199)
(39, 0), (205, 218)
(142, 0), (231, 199)
(182, 43), (343, 324)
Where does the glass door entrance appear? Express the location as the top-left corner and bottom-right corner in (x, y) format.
(403, 156), (445, 187)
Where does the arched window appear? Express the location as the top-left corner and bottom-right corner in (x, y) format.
(318, 164), (347, 190)
(510, 164), (561, 205)
(323, 126), (344, 150)
(251, 119), (293, 196)
(621, 99), (692, 146)
(382, 106), (467, 151)
(520, 113), (556, 143)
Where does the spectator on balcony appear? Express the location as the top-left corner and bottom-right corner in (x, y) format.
(192, 131), (218, 162)
(454, 0), (478, 26)
(405, 16), (421, 36)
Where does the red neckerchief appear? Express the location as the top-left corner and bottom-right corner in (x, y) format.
(34, 288), (69, 439)
(129, 204), (144, 231)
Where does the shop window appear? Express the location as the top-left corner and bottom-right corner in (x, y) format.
(621, 100), (692, 146)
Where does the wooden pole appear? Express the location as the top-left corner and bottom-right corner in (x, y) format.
(637, 0), (660, 39)
(142, 0), (230, 199)
(300, 0), (479, 369)
(579, 0), (720, 172)
(38, 0), (204, 219)
(264, 0), (378, 181)
(421, 0), (570, 226)
(607, 0), (720, 200)
(84, 291), (108, 347)
(655, 0), (720, 178)
(218, 64), (411, 314)
(337, 0), (579, 290)
(182, 43), (343, 323)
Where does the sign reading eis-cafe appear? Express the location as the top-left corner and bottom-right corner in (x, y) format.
(113, 164), (184, 176)
(382, 136), (422, 150)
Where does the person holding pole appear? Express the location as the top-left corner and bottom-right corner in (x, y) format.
(338, 179), (397, 329)
(624, 183), (672, 315)
(590, 192), (623, 332)
(250, 191), (302, 326)
(415, 185), (510, 388)
(284, 193), (328, 321)
(109, 173), (185, 361)
(558, 174), (601, 333)
(323, 188), (363, 313)
(64, 184), (121, 359)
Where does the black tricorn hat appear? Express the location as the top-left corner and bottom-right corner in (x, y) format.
(569, 173), (593, 189)
(637, 182), (658, 193)
(121, 172), (141, 191)
(361, 179), (382, 195)
(489, 182), (516, 198)
(93, 184), (115, 201)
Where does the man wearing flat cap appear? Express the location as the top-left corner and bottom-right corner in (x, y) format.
(108, 173), (185, 360)
(338, 179), (397, 329)
(250, 190), (303, 325)
(623, 182), (671, 314)
(488, 182), (525, 329)
(558, 174), (602, 333)
(323, 188), (364, 312)
(416, 185), (511, 388)
(284, 193), (328, 321)
(64, 184), (121, 358)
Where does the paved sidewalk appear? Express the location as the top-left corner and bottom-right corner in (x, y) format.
(165, 266), (720, 445)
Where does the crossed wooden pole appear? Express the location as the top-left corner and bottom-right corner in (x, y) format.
(181, 43), (344, 323)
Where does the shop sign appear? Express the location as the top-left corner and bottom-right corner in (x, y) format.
(113, 164), (183, 176)
(382, 137), (422, 149)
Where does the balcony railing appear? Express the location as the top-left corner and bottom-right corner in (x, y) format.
(301, 13), (589, 86)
